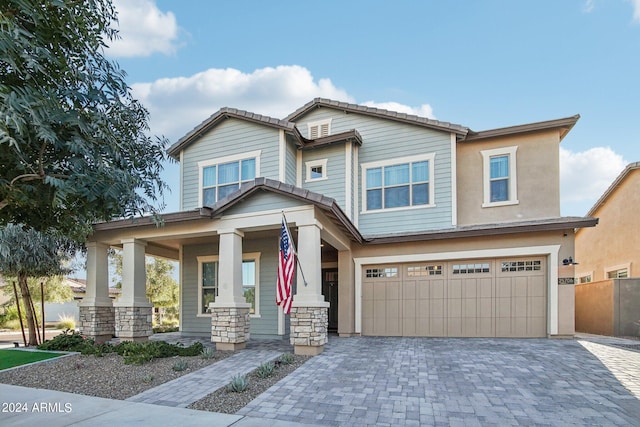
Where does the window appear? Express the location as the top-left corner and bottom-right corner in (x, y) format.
(481, 146), (518, 207)
(607, 269), (628, 279)
(198, 256), (218, 315)
(197, 253), (261, 316)
(198, 151), (260, 207)
(407, 265), (443, 276)
(361, 154), (435, 212)
(305, 159), (328, 182)
(365, 267), (398, 278)
(452, 263), (490, 274)
(578, 275), (592, 284)
(501, 260), (542, 272)
(307, 119), (331, 139)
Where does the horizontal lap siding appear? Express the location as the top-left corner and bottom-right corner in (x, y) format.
(180, 238), (280, 337)
(301, 144), (346, 208)
(181, 119), (280, 210)
(285, 135), (298, 185)
(224, 192), (310, 216)
(299, 109), (453, 235)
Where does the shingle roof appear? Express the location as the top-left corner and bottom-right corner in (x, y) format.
(285, 98), (470, 136)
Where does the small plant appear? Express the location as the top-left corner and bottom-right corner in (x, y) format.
(226, 374), (248, 392)
(201, 347), (215, 359)
(255, 361), (276, 378)
(279, 353), (295, 365)
(172, 360), (189, 371)
(142, 374), (154, 383)
(56, 313), (76, 330)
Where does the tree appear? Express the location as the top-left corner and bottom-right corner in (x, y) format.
(0, 224), (76, 345)
(0, 0), (169, 242)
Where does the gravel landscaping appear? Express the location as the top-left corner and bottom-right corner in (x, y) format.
(0, 348), (309, 413)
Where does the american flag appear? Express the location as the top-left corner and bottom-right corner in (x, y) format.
(276, 217), (294, 314)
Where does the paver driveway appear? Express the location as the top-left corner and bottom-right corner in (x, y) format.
(239, 337), (640, 426)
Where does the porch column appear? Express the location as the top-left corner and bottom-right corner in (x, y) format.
(291, 220), (329, 355)
(114, 239), (153, 341)
(78, 242), (114, 342)
(337, 249), (356, 337)
(210, 229), (251, 351)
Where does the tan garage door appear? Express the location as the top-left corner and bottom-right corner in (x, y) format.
(362, 258), (546, 337)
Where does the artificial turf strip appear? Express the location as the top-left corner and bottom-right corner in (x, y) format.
(0, 349), (63, 370)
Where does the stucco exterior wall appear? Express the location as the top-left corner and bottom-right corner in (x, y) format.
(456, 130), (561, 226)
(575, 168), (639, 282)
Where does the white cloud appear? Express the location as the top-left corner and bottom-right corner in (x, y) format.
(559, 146), (628, 214)
(630, 0), (640, 22)
(362, 101), (436, 119)
(108, 0), (180, 57)
(583, 0), (595, 13)
(132, 65), (355, 140)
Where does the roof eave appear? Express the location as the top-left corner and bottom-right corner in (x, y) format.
(463, 115), (580, 143)
(586, 161), (640, 216)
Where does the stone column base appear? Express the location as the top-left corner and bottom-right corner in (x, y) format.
(115, 305), (153, 341)
(78, 305), (115, 343)
(290, 305), (328, 355)
(210, 304), (250, 351)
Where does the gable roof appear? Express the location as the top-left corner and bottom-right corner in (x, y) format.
(285, 98), (470, 136)
(586, 161), (640, 217)
(463, 115), (580, 143)
(167, 108), (299, 159)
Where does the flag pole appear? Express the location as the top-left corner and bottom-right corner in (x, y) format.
(282, 211), (308, 287)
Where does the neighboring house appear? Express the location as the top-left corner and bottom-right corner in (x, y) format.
(575, 162), (639, 283)
(44, 278), (120, 323)
(574, 162), (640, 337)
(80, 98), (596, 355)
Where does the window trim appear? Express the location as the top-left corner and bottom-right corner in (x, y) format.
(480, 146), (518, 208)
(305, 158), (328, 182)
(360, 153), (436, 214)
(307, 118), (332, 139)
(196, 252), (262, 317)
(197, 150), (261, 207)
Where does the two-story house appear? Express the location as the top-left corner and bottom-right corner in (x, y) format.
(79, 98), (597, 355)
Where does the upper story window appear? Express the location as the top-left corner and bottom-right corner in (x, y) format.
(305, 159), (328, 182)
(480, 146), (518, 208)
(361, 153), (435, 213)
(198, 150), (261, 206)
(607, 268), (628, 279)
(307, 119), (331, 139)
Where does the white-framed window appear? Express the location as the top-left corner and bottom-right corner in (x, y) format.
(453, 263), (490, 274)
(196, 253), (261, 316)
(307, 118), (331, 139)
(606, 264), (630, 279)
(305, 159), (328, 182)
(361, 153), (435, 213)
(481, 146), (518, 208)
(198, 150), (261, 207)
(365, 267), (398, 278)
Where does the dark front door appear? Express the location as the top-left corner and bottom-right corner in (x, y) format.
(322, 268), (339, 331)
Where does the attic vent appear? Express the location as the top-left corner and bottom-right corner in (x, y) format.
(308, 119), (331, 139)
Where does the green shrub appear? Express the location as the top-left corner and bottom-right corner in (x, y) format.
(172, 360), (189, 371)
(201, 347), (215, 359)
(114, 340), (204, 365)
(37, 330), (95, 353)
(255, 361), (276, 378)
(279, 353), (295, 365)
(226, 374), (248, 392)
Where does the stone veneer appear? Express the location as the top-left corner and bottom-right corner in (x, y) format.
(210, 306), (250, 350)
(79, 305), (115, 343)
(290, 306), (328, 355)
(115, 305), (153, 341)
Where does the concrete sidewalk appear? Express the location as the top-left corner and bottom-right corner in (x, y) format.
(0, 383), (318, 427)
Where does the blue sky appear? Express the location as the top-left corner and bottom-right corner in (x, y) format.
(109, 0), (640, 217)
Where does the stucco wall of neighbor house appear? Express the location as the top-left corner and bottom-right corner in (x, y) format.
(180, 118), (280, 211)
(456, 130), (561, 226)
(575, 168), (639, 282)
(349, 229), (577, 336)
(575, 278), (640, 337)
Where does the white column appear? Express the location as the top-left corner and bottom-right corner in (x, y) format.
(82, 242), (111, 306)
(118, 238), (150, 306)
(292, 221), (327, 306)
(215, 229), (248, 305)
